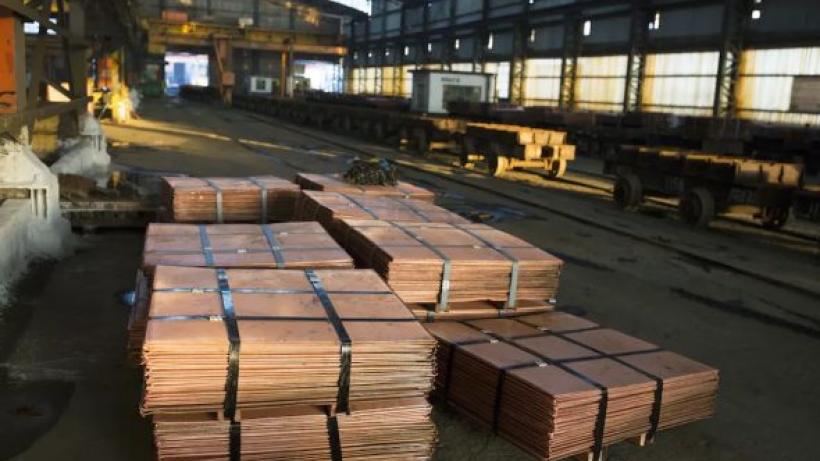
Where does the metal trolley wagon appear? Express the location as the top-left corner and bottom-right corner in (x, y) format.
(605, 146), (804, 228)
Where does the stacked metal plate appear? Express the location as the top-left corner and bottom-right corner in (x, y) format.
(337, 219), (563, 314)
(161, 176), (299, 223)
(153, 398), (435, 461)
(295, 191), (469, 234)
(295, 173), (436, 201)
(141, 266), (436, 415)
(126, 222), (354, 363)
(425, 313), (719, 461)
(140, 265), (438, 460)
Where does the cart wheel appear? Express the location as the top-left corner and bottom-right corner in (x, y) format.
(679, 187), (715, 227)
(761, 207), (789, 229)
(372, 122), (386, 142)
(460, 137), (476, 167)
(546, 159), (568, 178)
(613, 174), (643, 210)
(413, 129), (431, 158)
(488, 155), (509, 176)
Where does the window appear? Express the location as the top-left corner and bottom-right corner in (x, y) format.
(648, 12), (661, 30)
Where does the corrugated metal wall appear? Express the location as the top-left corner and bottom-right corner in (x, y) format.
(575, 55), (627, 111)
(642, 51), (718, 116)
(348, 1), (820, 125)
(737, 47), (820, 125)
(523, 58), (562, 106)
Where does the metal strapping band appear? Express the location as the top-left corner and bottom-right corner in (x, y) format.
(454, 224), (520, 308)
(305, 269), (353, 413)
(247, 177), (268, 223)
(229, 421), (241, 461)
(492, 361), (548, 433)
(260, 225), (285, 269)
(455, 321), (609, 459)
(529, 321), (665, 443)
(198, 225), (215, 266)
(153, 288), (393, 295)
(390, 222), (451, 312)
(342, 194), (379, 219)
(395, 198), (430, 221)
(151, 315), (417, 323)
(327, 415), (343, 461)
(216, 269), (241, 421)
(149, 246), (342, 256)
(203, 179), (224, 223)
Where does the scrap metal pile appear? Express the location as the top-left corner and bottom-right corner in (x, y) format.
(128, 173), (719, 460)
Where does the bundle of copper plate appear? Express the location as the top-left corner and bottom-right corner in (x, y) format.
(337, 219), (563, 311)
(295, 172), (436, 201)
(140, 222), (353, 275)
(140, 266), (436, 415)
(425, 312), (719, 461)
(126, 222), (354, 363)
(161, 176), (300, 223)
(153, 398), (436, 461)
(295, 191), (469, 234)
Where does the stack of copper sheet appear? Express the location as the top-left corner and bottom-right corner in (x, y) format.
(126, 222), (354, 363)
(161, 176), (300, 223)
(295, 191), (469, 233)
(337, 219), (563, 312)
(141, 222), (354, 275)
(295, 173), (436, 201)
(153, 398), (435, 460)
(425, 312), (719, 461)
(140, 266), (436, 415)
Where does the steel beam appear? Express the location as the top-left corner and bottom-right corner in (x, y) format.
(623, 2), (649, 113)
(0, 0), (84, 42)
(0, 6), (25, 115)
(713, 0), (752, 119)
(559, 13), (581, 111)
(0, 97), (88, 135)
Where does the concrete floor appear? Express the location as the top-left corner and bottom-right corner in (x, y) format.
(1, 98), (818, 461)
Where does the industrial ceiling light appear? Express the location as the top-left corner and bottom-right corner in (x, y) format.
(487, 33), (494, 50)
(529, 29), (536, 43)
(583, 20), (592, 36)
(404, 46), (410, 56)
(454, 38), (460, 50)
(751, 9), (762, 19)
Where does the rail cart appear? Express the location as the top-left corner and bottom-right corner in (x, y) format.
(605, 146), (803, 228)
(234, 95), (577, 178)
(793, 188), (820, 222)
(460, 123), (576, 177)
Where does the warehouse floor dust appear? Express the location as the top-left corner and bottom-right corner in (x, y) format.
(2, 99), (818, 461)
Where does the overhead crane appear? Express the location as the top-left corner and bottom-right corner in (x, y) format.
(145, 18), (347, 102)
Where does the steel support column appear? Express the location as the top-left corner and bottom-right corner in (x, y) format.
(559, 13), (581, 111)
(510, 22), (528, 105)
(713, 0), (751, 119)
(623, 2), (648, 113)
(0, 6), (25, 115)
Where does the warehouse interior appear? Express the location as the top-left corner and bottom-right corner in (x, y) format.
(0, 0), (818, 460)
